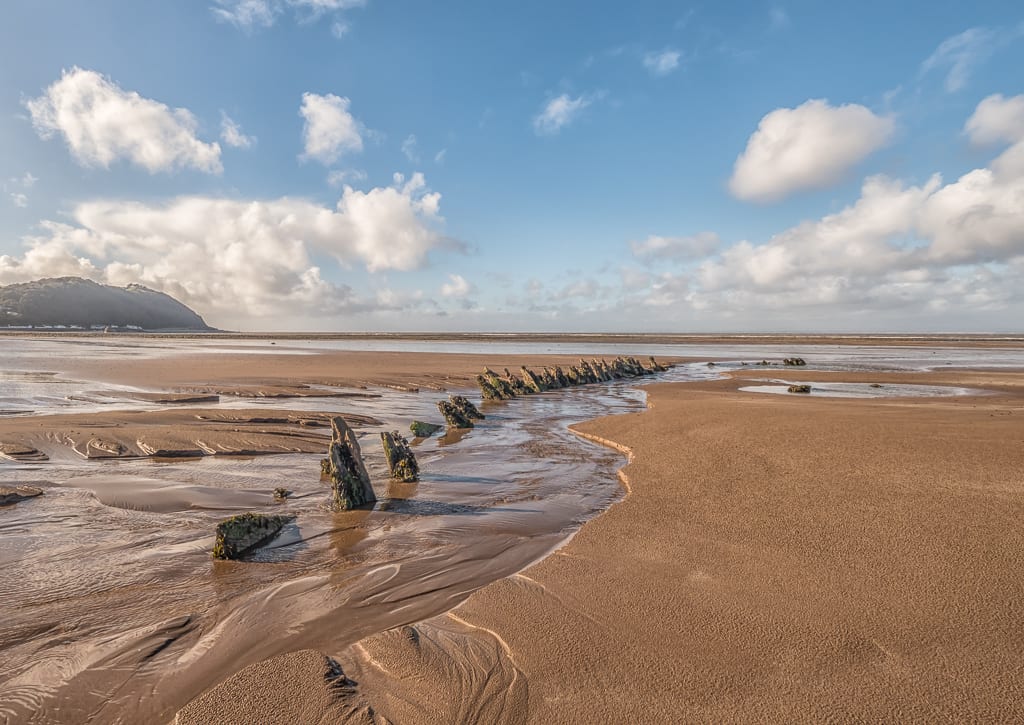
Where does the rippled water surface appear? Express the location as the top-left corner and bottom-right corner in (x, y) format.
(1, 337), (1022, 723)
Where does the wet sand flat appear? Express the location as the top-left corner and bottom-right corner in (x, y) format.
(189, 368), (1024, 723)
(374, 370), (1024, 723)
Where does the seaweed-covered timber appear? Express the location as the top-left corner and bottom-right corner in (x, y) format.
(788, 384), (812, 394)
(212, 512), (293, 560)
(521, 366), (546, 393)
(437, 394), (484, 429)
(451, 395), (484, 420)
(475, 356), (669, 401)
(380, 430), (419, 482)
(783, 357), (807, 366)
(321, 417), (376, 510)
(410, 420), (442, 437)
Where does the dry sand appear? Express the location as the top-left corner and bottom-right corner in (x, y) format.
(179, 367), (1024, 723)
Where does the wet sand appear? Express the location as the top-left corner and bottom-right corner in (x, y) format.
(181, 367), (1024, 723)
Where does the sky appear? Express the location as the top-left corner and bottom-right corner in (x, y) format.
(1, 1), (1023, 332)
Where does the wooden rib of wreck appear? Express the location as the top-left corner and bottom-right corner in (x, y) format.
(321, 416), (376, 510)
(380, 430), (419, 482)
(438, 394), (484, 429)
(474, 356), (669, 402)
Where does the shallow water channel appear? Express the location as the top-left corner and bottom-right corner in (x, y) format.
(0, 338), (1021, 723)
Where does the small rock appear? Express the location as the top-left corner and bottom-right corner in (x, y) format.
(212, 512), (293, 560)
(0, 485), (44, 506)
(273, 487), (291, 499)
(409, 421), (442, 438)
(787, 384), (812, 394)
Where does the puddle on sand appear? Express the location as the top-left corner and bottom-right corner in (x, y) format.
(739, 380), (985, 398)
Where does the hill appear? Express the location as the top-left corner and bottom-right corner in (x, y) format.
(0, 277), (214, 331)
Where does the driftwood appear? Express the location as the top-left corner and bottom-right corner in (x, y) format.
(381, 430), (419, 482)
(321, 417), (376, 510)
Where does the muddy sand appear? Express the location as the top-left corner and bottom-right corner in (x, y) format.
(179, 367), (1024, 723)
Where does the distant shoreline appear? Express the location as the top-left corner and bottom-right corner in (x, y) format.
(2, 330), (1023, 346)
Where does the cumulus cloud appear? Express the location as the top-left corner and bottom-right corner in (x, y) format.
(920, 27), (997, 93)
(0, 173), (453, 325)
(964, 93), (1024, 146)
(26, 68), (222, 174)
(10, 193), (28, 208)
(642, 49), (681, 76)
(533, 94), (593, 135)
(220, 112), (256, 148)
(729, 99), (894, 203)
(300, 92), (363, 164)
(631, 232), (720, 261)
(638, 98), (1024, 324)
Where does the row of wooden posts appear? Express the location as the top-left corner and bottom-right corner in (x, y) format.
(213, 356), (671, 558)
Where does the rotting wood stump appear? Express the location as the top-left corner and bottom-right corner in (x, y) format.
(321, 416), (376, 510)
(381, 430), (419, 482)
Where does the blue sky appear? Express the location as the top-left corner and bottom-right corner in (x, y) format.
(2, 1), (1023, 331)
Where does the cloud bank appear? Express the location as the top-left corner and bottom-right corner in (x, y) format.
(0, 174), (450, 326)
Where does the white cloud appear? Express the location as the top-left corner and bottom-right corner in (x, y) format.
(212, 0), (365, 29)
(964, 93), (1024, 146)
(327, 168), (368, 186)
(211, 0), (278, 28)
(220, 112), (256, 148)
(401, 134), (419, 162)
(729, 98), (894, 203)
(330, 20), (350, 38)
(920, 27), (997, 93)
(434, 148), (447, 164)
(642, 49), (681, 76)
(19, 173), (38, 188)
(533, 93), (593, 135)
(10, 193), (28, 208)
(639, 98), (1024, 324)
(440, 273), (474, 298)
(26, 67), (222, 174)
(631, 232), (720, 261)
(0, 174), (453, 325)
(300, 92), (363, 164)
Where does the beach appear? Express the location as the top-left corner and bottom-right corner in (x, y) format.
(1, 336), (1022, 723)
(181, 366), (1024, 724)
